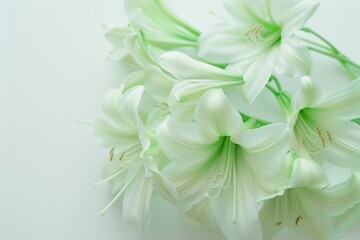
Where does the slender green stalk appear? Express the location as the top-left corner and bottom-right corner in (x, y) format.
(308, 47), (360, 69)
(300, 37), (332, 51)
(266, 83), (294, 120)
(240, 112), (272, 126)
(302, 27), (339, 53)
(308, 47), (358, 79)
(302, 27), (360, 79)
(266, 84), (279, 95)
(270, 75), (282, 91)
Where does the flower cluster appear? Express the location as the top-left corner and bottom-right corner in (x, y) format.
(91, 0), (360, 239)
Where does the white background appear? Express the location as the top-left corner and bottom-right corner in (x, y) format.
(1, 0), (360, 239)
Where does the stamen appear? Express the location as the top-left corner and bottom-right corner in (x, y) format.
(210, 174), (224, 187)
(316, 126), (322, 138)
(309, 147), (322, 154)
(295, 214), (303, 226)
(320, 135), (326, 147)
(231, 166), (237, 224)
(99, 167), (141, 215)
(109, 148), (115, 161)
(118, 152), (125, 161)
(245, 24), (264, 44)
(157, 102), (169, 111)
(275, 221), (282, 226)
(92, 167), (127, 188)
(326, 130), (333, 143)
(316, 126), (326, 147)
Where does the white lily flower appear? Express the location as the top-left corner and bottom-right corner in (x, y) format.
(105, 25), (161, 67)
(260, 154), (360, 240)
(105, 24), (177, 104)
(157, 88), (290, 240)
(199, 0), (319, 103)
(159, 51), (244, 121)
(93, 85), (176, 231)
(124, 0), (199, 49)
(290, 77), (360, 169)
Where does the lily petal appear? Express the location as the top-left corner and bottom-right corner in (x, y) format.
(291, 76), (323, 112)
(241, 46), (279, 103)
(258, 198), (284, 240)
(144, 66), (175, 103)
(211, 159), (262, 240)
(105, 27), (134, 48)
(318, 121), (360, 169)
(195, 89), (243, 137)
(161, 161), (218, 207)
(122, 171), (153, 231)
(290, 157), (328, 188)
(159, 51), (241, 80)
(233, 123), (290, 197)
(275, 36), (312, 77)
(168, 79), (241, 122)
(182, 198), (217, 227)
(312, 78), (360, 119)
(156, 116), (220, 166)
(320, 172), (360, 216)
(270, 0), (320, 41)
(143, 157), (178, 201)
(124, 0), (199, 48)
(198, 23), (264, 64)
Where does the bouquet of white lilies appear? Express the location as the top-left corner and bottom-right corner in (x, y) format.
(90, 0), (360, 239)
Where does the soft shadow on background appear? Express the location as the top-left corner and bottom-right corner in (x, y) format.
(1, 0), (360, 239)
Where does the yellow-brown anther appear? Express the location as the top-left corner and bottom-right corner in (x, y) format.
(326, 130), (333, 143)
(109, 148), (115, 161)
(295, 215), (303, 226)
(275, 221), (282, 226)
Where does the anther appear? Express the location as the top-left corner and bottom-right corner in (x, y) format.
(326, 130), (333, 143)
(295, 215), (303, 226)
(118, 152), (125, 161)
(309, 147), (321, 154)
(315, 126), (326, 147)
(275, 221), (282, 226)
(245, 24), (264, 44)
(109, 148), (115, 161)
(320, 135), (326, 147)
(316, 126), (322, 138)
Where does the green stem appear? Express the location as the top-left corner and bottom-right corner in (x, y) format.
(308, 47), (359, 68)
(302, 27), (339, 53)
(302, 27), (360, 79)
(300, 37), (332, 51)
(308, 47), (358, 79)
(240, 112), (272, 126)
(266, 84), (294, 120)
(266, 84), (279, 95)
(341, 61), (358, 79)
(270, 75), (282, 91)
(275, 91), (293, 121)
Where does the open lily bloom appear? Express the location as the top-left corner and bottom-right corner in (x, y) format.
(93, 85), (176, 231)
(157, 89), (290, 240)
(105, 26), (176, 104)
(124, 0), (199, 49)
(159, 51), (244, 122)
(260, 154), (360, 240)
(290, 77), (360, 169)
(199, 0), (319, 103)
(105, 24), (162, 68)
